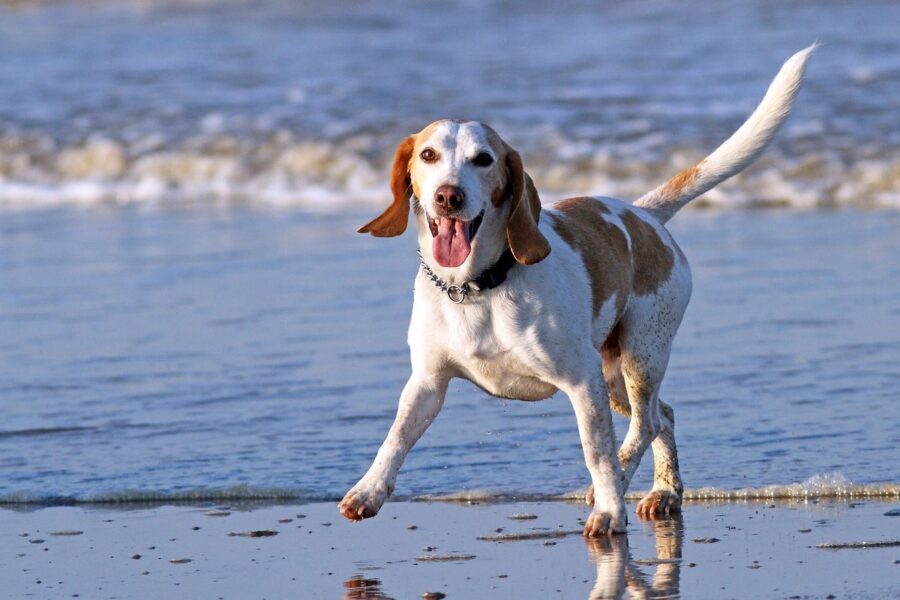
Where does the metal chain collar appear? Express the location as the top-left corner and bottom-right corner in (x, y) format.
(417, 251), (471, 304)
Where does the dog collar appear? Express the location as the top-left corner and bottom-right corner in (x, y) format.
(417, 249), (517, 304)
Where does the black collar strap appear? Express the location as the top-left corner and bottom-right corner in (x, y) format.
(417, 249), (517, 304)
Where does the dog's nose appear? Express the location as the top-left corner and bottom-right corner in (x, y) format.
(435, 185), (465, 212)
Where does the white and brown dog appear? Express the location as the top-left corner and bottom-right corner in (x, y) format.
(340, 46), (814, 536)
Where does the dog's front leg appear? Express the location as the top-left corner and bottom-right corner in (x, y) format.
(566, 374), (628, 536)
(338, 373), (448, 521)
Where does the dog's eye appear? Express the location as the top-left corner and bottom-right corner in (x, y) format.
(420, 148), (438, 163)
(472, 152), (494, 167)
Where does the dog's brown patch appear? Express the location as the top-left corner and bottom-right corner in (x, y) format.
(600, 322), (631, 417)
(505, 151), (550, 265)
(491, 184), (506, 207)
(660, 164), (700, 201)
(551, 197), (631, 318)
(620, 212), (674, 296)
(601, 321), (622, 361)
(358, 136), (415, 237)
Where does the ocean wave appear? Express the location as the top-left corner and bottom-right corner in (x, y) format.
(1, 133), (897, 209)
(0, 485), (331, 506)
(438, 474), (900, 503)
(673, 473), (900, 501)
(2, 474), (896, 506)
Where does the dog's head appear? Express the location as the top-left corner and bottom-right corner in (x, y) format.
(358, 120), (550, 271)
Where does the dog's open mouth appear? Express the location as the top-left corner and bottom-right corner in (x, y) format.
(428, 210), (484, 268)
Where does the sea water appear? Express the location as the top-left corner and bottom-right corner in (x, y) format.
(0, 0), (898, 503)
(1, 208), (898, 503)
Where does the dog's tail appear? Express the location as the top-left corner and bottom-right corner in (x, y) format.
(633, 44), (817, 224)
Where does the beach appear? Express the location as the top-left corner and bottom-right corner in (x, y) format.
(5, 499), (899, 599)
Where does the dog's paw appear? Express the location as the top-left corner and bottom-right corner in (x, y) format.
(635, 489), (682, 519)
(338, 482), (388, 522)
(583, 507), (628, 537)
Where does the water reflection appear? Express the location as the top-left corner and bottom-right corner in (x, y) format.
(343, 575), (394, 600)
(587, 515), (684, 599)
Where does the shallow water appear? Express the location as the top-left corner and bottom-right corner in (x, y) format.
(1, 207), (898, 502)
(0, 0), (898, 207)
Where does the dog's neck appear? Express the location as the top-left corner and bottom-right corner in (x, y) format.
(415, 208), (511, 287)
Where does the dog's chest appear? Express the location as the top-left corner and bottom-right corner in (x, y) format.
(441, 303), (558, 402)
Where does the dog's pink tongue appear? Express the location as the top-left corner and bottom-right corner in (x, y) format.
(433, 217), (471, 268)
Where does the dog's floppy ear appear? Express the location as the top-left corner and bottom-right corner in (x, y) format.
(504, 149), (551, 265)
(358, 136), (415, 237)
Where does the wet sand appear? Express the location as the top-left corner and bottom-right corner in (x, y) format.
(4, 499), (898, 599)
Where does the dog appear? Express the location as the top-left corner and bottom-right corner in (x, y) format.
(339, 46), (814, 536)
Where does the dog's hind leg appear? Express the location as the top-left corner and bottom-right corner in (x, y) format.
(615, 274), (687, 516)
(636, 397), (683, 517)
(616, 306), (685, 515)
(616, 348), (664, 493)
(584, 322), (683, 518)
(583, 385), (682, 517)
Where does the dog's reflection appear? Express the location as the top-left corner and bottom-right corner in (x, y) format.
(342, 575), (394, 600)
(342, 516), (683, 600)
(586, 514), (684, 600)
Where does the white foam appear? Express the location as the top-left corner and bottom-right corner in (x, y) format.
(0, 132), (898, 209)
(422, 474), (900, 505)
(0, 485), (323, 505)
(562, 473), (900, 502)
(1, 473), (897, 506)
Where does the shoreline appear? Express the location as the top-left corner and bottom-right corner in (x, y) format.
(2, 476), (897, 508)
(4, 498), (898, 599)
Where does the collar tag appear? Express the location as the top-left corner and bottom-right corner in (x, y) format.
(446, 284), (469, 304)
